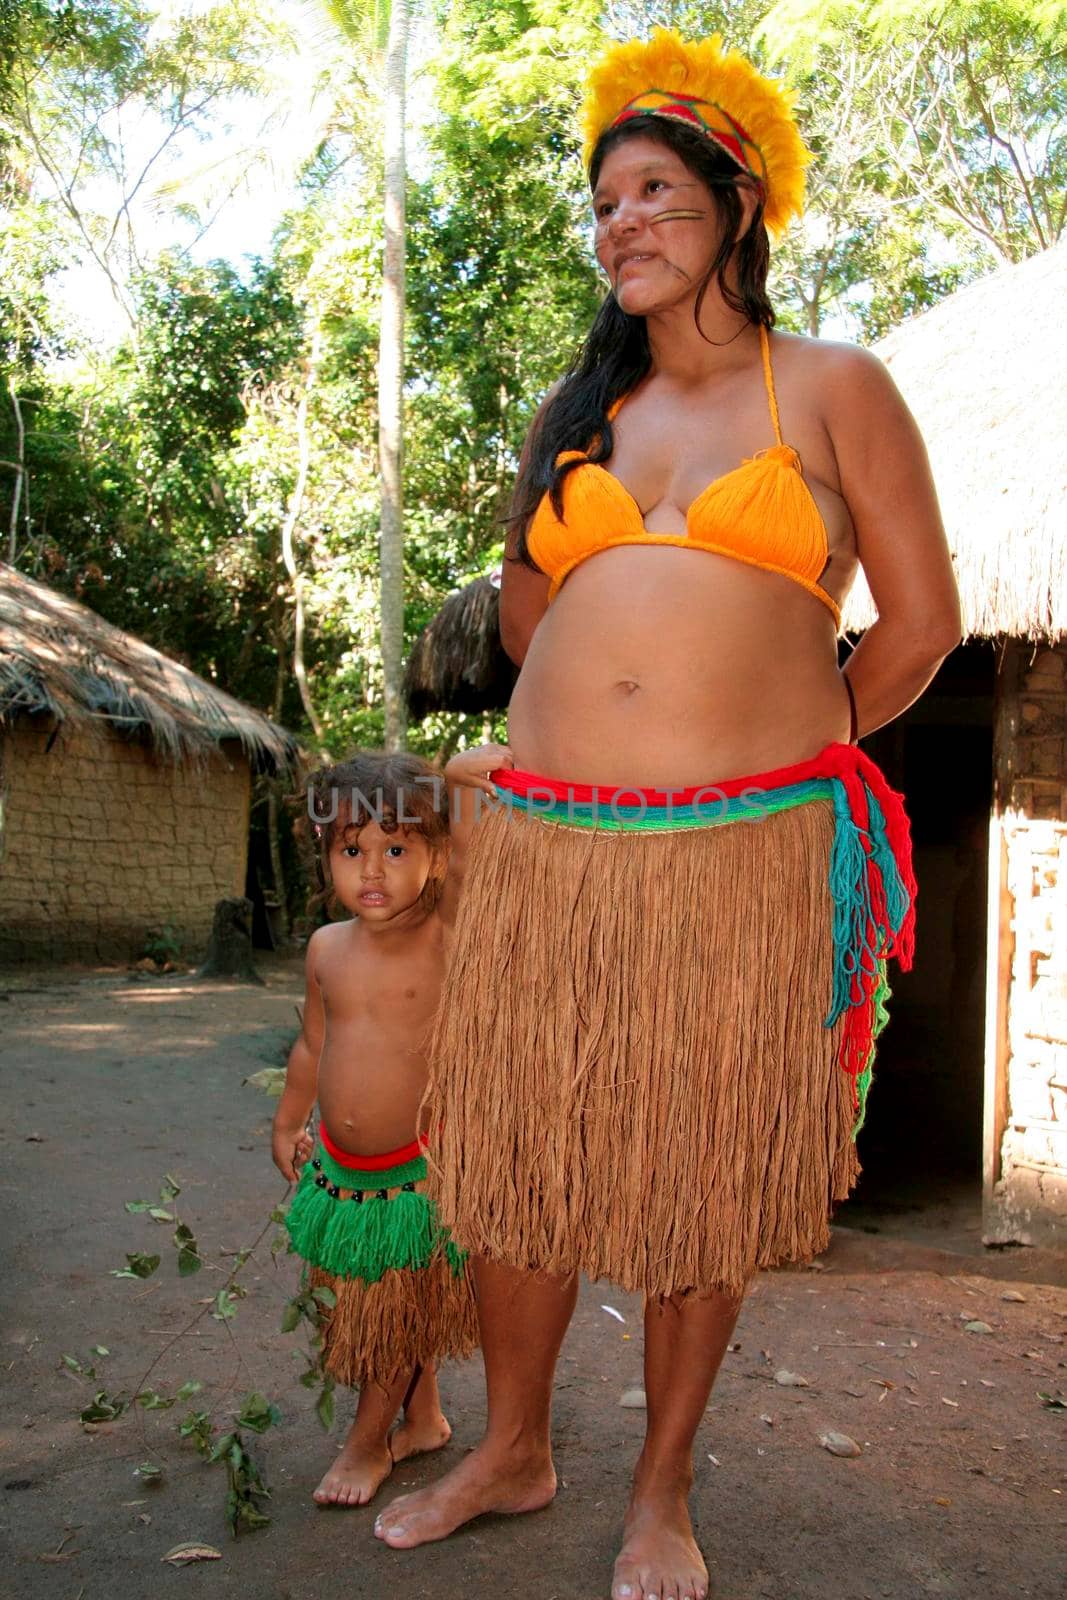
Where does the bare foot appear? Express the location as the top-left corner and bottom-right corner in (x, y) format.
(390, 1411), (452, 1463)
(373, 1439), (557, 1549)
(611, 1487), (709, 1600)
(313, 1438), (393, 1508)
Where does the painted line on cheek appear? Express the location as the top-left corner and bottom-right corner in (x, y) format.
(649, 209), (707, 224)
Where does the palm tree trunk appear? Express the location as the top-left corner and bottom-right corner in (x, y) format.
(378, 0), (409, 750)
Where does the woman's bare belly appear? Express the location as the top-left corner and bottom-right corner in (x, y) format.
(507, 547), (852, 787)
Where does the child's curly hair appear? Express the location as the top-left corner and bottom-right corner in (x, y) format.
(303, 750), (449, 919)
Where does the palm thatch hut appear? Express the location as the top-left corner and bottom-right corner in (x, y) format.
(405, 243), (1067, 1247)
(404, 573), (516, 720)
(0, 566), (299, 963)
(856, 241), (1066, 1249)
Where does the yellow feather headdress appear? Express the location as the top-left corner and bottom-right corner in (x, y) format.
(580, 29), (810, 237)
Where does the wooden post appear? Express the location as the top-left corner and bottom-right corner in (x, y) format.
(982, 640), (1017, 1241)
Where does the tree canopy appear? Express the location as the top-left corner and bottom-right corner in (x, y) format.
(3, 0), (1063, 758)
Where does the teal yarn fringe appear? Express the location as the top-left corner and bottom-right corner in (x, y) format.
(285, 1145), (466, 1284)
(825, 778), (873, 1028)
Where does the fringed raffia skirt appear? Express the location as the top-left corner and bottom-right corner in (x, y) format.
(285, 1128), (478, 1388)
(427, 742), (916, 1299)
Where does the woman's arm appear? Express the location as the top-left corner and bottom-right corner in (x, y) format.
(826, 346), (962, 737)
(436, 744), (515, 927)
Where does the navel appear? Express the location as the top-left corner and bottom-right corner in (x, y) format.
(614, 678), (641, 696)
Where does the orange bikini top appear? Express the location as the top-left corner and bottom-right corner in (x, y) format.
(527, 325), (840, 625)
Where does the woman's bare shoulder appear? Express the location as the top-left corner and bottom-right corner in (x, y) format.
(770, 329), (897, 403)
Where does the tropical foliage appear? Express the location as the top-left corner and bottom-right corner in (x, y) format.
(2, 0), (1064, 757)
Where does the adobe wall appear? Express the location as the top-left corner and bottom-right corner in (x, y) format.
(0, 717), (251, 963)
(985, 641), (1067, 1245)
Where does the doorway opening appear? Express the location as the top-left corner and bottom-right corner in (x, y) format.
(836, 640), (997, 1250)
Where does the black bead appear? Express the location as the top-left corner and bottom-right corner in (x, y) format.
(350, 1190), (364, 1204)
(401, 1181), (416, 1193)
(327, 1184), (341, 1199)
(311, 1159), (322, 1171)
(315, 1174), (328, 1189)
(376, 1188), (389, 1200)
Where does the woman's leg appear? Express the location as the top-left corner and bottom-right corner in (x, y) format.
(612, 1288), (745, 1600)
(374, 1255), (578, 1548)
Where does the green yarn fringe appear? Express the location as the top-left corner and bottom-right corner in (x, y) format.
(851, 959), (891, 1138)
(285, 1145), (466, 1285)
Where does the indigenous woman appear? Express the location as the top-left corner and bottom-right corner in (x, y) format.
(375, 29), (961, 1600)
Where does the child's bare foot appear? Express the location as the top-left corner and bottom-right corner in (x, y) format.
(390, 1411), (452, 1463)
(611, 1482), (709, 1600)
(313, 1437), (393, 1508)
(373, 1438), (556, 1548)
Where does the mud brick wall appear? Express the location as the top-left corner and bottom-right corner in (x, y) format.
(990, 642), (1067, 1244)
(0, 718), (251, 963)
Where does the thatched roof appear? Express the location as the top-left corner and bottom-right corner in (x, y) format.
(842, 240), (1066, 641)
(0, 565), (299, 770)
(404, 574), (517, 719)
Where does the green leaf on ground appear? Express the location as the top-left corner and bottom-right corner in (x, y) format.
(135, 1462), (164, 1483)
(178, 1410), (214, 1456)
(311, 1285), (336, 1309)
(161, 1543), (220, 1565)
(212, 1290), (237, 1321)
(208, 1431), (237, 1464)
(80, 1391), (126, 1422)
(137, 1390), (176, 1411)
(111, 1252), (160, 1280)
(243, 1067), (287, 1097)
(175, 1380), (203, 1402)
(235, 1393), (278, 1434)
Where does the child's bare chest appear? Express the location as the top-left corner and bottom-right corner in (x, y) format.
(317, 935), (443, 1039)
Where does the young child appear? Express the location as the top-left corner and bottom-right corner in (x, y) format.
(272, 749), (478, 1508)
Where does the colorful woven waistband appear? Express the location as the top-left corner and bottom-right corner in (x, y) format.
(491, 742), (917, 1128)
(493, 769), (833, 832)
(320, 1123), (428, 1170)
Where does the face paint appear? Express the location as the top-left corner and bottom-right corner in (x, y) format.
(649, 208), (707, 224)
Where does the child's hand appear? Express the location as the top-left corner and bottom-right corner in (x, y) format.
(445, 742), (514, 798)
(272, 1120), (313, 1183)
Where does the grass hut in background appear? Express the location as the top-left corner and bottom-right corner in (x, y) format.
(404, 572), (516, 723)
(853, 240), (1066, 1249)
(0, 566), (299, 964)
(405, 243), (1067, 1249)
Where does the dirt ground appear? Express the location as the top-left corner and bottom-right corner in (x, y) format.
(1, 955), (1065, 1600)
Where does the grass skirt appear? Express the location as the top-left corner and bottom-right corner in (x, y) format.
(426, 743), (915, 1299)
(286, 1138), (479, 1388)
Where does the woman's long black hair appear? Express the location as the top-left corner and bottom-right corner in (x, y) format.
(510, 115), (775, 568)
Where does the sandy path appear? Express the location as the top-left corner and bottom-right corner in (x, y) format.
(0, 957), (1064, 1599)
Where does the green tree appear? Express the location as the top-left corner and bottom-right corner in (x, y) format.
(763, 0), (1067, 265)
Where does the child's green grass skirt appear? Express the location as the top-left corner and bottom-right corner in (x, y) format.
(286, 1142), (478, 1388)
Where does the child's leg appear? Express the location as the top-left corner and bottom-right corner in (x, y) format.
(391, 1364), (452, 1462)
(314, 1368), (409, 1508)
